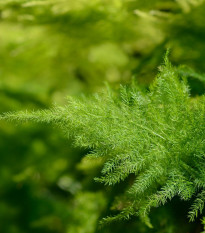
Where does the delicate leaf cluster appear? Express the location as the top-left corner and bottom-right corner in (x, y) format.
(1, 57), (205, 226)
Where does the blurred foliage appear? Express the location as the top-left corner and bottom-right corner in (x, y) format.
(0, 0), (205, 233)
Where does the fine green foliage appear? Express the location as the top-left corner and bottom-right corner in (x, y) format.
(1, 56), (205, 227)
(1, 1), (205, 232)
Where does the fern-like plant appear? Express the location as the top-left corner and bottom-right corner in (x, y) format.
(1, 55), (205, 228)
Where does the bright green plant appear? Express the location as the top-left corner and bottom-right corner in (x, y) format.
(1, 1), (205, 232)
(2, 55), (205, 230)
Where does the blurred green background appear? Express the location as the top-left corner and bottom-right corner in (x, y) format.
(0, 0), (205, 232)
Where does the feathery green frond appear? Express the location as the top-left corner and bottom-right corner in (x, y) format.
(1, 57), (205, 226)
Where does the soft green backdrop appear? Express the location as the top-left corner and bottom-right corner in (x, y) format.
(0, 1), (205, 232)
